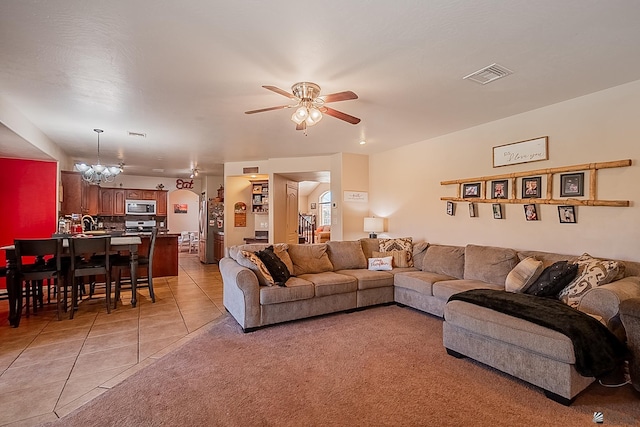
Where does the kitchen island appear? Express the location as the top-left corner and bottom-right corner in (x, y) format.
(125, 232), (179, 278)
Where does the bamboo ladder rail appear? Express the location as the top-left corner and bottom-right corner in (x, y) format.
(440, 159), (632, 207)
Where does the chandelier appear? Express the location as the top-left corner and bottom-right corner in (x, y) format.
(74, 129), (123, 184)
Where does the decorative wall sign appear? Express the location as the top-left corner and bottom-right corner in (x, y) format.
(234, 202), (247, 227)
(493, 136), (548, 168)
(343, 191), (368, 203)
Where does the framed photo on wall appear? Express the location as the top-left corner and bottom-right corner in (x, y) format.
(446, 201), (455, 216)
(468, 203), (476, 217)
(463, 183), (481, 198)
(524, 204), (538, 221)
(522, 176), (542, 198)
(310, 202), (317, 209)
(491, 180), (508, 199)
(560, 173), (584, 197)
(558, 205), (576, 223)
(492, 204), (502, 219)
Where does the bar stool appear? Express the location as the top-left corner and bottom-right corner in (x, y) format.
(69, 236), (112, 319)
(14, 238), (63, 319)
(112, 227), (157, 307)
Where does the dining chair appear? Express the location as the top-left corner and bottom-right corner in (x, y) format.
(179, 231), (191, 252)
(14, 238), (64, 319)
(112, 227), (157, 308)
(69, 236), (112, 319)
(189, 232), (199, 254)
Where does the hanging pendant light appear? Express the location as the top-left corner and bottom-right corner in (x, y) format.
(74, 129), (123, 184)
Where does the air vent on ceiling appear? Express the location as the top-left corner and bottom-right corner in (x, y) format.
(463, 63), (513, 85)
(152, 168), (165, 173)
(128, 131), (147, 138)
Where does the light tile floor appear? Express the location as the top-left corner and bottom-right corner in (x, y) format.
(0, 254), (225, 426)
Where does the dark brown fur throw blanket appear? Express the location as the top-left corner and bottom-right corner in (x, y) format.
(449, 289), (628, 378)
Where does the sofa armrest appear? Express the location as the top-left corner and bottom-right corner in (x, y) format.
(220, 257), (261, 330)
(578, 276), (640, 339)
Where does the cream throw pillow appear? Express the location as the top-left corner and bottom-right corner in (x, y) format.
(368, 256), (393, 271)
(505, 257), (544, 293)
(372, 250), (409, 268)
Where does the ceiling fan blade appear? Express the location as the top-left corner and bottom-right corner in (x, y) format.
(262, 85), (297, 99)
(319, 91), (358, 103)
(245, 105), (292, 114)
(321, 107), (361, 124)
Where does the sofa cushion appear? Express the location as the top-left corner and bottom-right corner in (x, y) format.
(525, 261), (578, 298)
(505, 257), (544, 293)
(327, 241), (367, 270)
(360, 238), (380, 259)
(373, 250), (409, 268)
(298, 272), (357, 297)
(433, 279), (502, 301)
(463, 244), (518, 286)
(412, 242), (429, 271)
(337, 269), (394, 290)
(422, 245), (465, 279)
(288, 244), (334, 276)
(394, 271), (456, 296)
(379, 237), (414, 267)
(259, 277), (315, 305)
(558, 254), (625, 308)
(368, 256), (393, 271)
(255, 246), (291, 287)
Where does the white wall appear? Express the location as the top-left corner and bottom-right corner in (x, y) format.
(168, 189), (200, 234)
(369, 79), (640, 262)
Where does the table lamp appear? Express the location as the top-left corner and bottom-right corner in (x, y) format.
(364, 217), (384, 238)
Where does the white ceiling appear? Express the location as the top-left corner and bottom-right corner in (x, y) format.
(2, 0), (640, 178)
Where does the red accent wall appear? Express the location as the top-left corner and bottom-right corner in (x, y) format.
(0, 158), (58, 289)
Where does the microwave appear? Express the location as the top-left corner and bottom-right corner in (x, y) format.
(125, 199), (157, 215)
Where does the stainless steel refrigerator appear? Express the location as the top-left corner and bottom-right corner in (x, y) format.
(199, 194), (223, 264)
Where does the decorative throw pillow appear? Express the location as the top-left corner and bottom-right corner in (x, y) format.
(272, 243), (294, 276)
(505, 257), (545, 293)
(558, 254), (625, 308)
(368, 256), (393, 271)
(378, 237), (414, 267)
(241, 250), (276, 286)
(525, 261), (579, 298)
(255, 246), (290, 287)
(372, 250), (409, 268)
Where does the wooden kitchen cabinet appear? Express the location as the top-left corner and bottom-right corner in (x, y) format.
(156, 190), (167, 216)
(60, 171), (98, 215)
(126, 189), (156, 200)
(114, 189), (126, 215)
(98, 188), (114, 215)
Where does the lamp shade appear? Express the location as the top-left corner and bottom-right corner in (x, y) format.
(363, 217), (384, 233)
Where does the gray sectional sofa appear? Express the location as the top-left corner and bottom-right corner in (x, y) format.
(220, 239), (640, 404)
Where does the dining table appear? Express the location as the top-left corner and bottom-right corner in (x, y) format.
(1, 234), (142, 328)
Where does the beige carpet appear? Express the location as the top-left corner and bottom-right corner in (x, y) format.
(46, 305), (640, 426)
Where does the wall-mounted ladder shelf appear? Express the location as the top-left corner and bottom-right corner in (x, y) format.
(440, 159), (631, 207)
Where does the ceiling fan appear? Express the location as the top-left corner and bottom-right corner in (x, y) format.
(245, 82), (360, 134)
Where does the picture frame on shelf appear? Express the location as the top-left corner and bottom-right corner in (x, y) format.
(524, 204), (538, 221)
(492, 204), (502, 219)
(522, 176), (542, 199)
(446, 201), (455, 216)
(468, 203), (476, 217)
(463, 183), (481, 198)
(558, 205), (576, 223)
(491, 180), (509, 199)
(252, 184), (263, 194)
(560, 173), (584, 197)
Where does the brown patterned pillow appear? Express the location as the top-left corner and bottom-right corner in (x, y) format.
(372, 250), (409, 268)
(241, 250), (276, 286)
(558, 253), (625, 308)
(378, 237), (414, 267)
